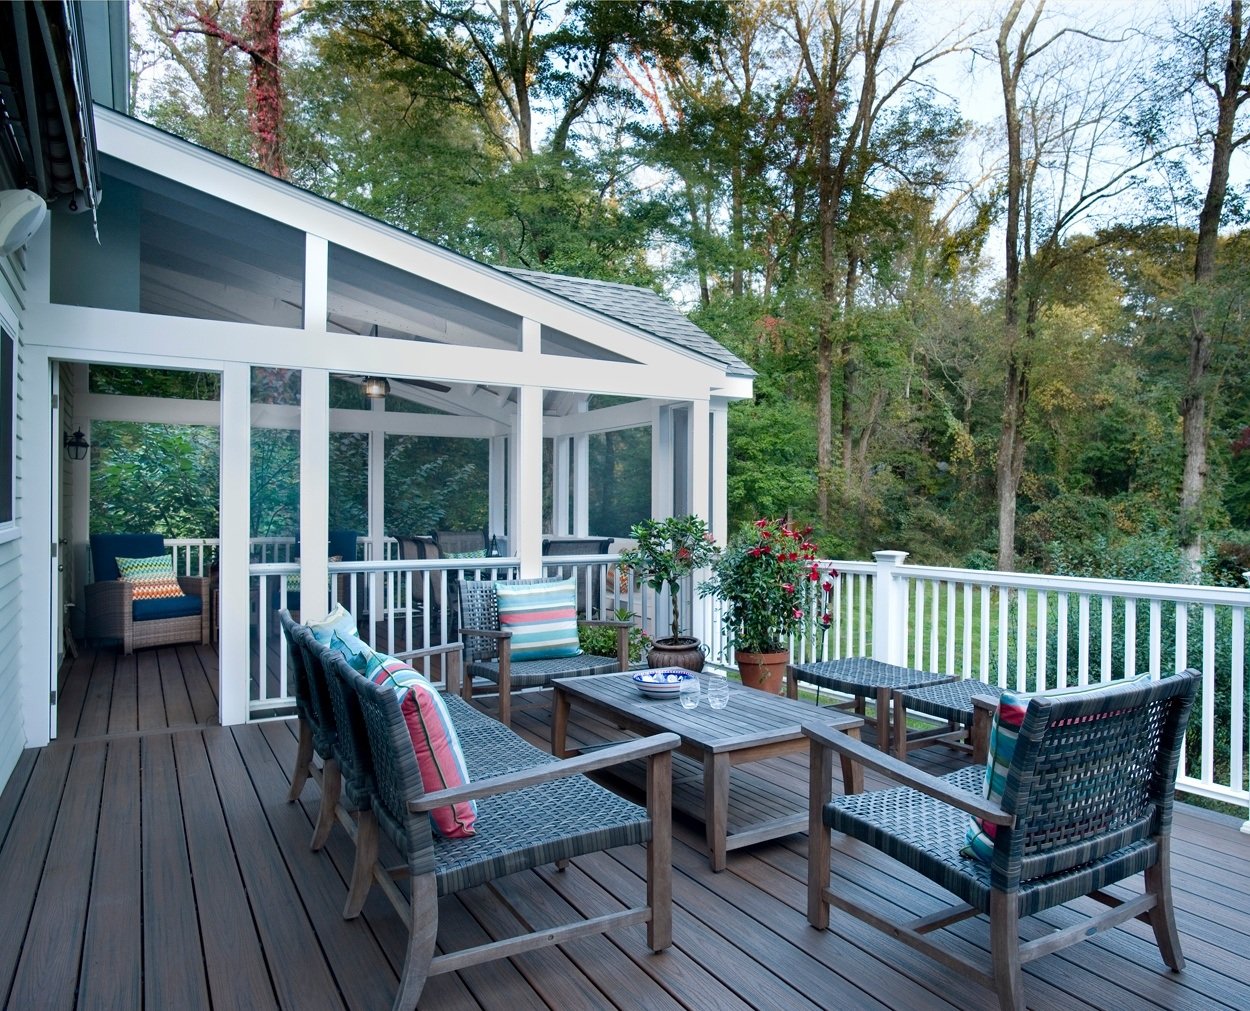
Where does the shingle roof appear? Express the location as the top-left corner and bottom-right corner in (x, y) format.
(505, 268), (755, 379)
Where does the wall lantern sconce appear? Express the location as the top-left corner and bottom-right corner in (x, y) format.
(360, 376), (390, 399)
(64, 428), (90, 461)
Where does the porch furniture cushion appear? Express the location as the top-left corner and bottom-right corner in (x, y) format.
(132, 595), (203, 621)
(965, 671), (1153, 862)
(447, 549), (486, 559)
(115, 554), (185, 600)
(90, 533), (167, 582)
(459, 576), (629, 725)
(307, 603), (358, 645)
(357, 650), (477, 838)
(494, 577), (581, 660)
(805, 669), (1199, 1011)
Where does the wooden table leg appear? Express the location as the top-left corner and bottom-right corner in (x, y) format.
(551, 688), (570, 758)
(840, 727), (863, 794)
(704, 751), (730, 872)
(875, 687), (891, 751)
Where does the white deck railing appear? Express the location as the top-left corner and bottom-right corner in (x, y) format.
(164, 538), (1245, 824)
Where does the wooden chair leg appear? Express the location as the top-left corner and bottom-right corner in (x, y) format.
(807, 735), (834, 929)
(646, 749), (673, 951)
(393, 875), (438, 1011)
(1145, 844), (1185, 971)
(989, 889), (1024, 1011)
(311, 758), (341, 851)
(344, 808), (378, 919)
(287, 719), (314, 802)
(497, 663), (512, 727)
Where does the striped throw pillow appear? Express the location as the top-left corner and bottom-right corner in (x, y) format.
(115, 554), (184, 600)
(962, 673), (1151, 861)
(361, 651), (477, 838)
(495, 578), (582, 661)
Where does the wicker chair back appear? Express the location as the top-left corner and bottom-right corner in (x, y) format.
(994, 671), (1197, 889)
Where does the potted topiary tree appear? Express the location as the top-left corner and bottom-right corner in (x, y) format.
(618, 515), (718, 671)
(701, 518), (837, 693)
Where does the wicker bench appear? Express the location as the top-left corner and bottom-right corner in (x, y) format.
(285, 616), (678, 1011)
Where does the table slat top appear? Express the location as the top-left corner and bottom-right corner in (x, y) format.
(790, 657), (952, 692)
(553, 673), (862, 753)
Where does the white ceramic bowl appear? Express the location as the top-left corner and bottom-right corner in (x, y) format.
(632, 669), (696, 698)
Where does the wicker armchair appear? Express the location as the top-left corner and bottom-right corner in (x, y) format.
(85, 533), (209, 654)
(805, 670), (1198, 1011)
(334, 645), (676, 1011)
(458, 576), (630, 725)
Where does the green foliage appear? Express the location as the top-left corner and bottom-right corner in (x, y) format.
(578, 610), (652, 663)
(91, 422), (219, 538)
(701, 518), (833, 654)
(617, 515), (718, 637)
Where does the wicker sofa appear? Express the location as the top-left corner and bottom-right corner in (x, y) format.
(85, 533), (210, 654)
(280, 612), (676, 1011)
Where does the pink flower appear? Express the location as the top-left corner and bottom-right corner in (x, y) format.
(782, 583), (794, 593)
(792, 608), (804, 620)
(822, 580), (834, 593)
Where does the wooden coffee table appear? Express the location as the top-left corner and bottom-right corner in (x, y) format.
(552, 673), (864, 871)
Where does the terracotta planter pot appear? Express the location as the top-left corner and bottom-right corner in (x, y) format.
(735, 650), (789, 694)
(646, 636), (706, 673)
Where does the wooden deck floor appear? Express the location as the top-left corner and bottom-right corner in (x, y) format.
(2, 642), (1247, 1009)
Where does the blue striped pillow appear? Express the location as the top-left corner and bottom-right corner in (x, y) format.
(494, 579), (582, 660)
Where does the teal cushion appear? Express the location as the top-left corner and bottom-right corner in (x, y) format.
(963, 672), (1152, 861)
(307, 604), (357, 645)
(494, 578), (581, 661)
(133, 595), (202, 621)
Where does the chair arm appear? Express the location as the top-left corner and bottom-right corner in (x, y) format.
(177, 575), (211, 599)
(410, 732), (680, 812)
(458, 627), (511, 640)
(395, 643), (464, 696)
(804, 723), (1013, 827)
(577, 618), (632, 671)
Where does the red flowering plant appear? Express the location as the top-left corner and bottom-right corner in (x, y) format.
(700, 518), (838, 655)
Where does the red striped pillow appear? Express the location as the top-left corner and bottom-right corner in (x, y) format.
(361, 651), (477, 838)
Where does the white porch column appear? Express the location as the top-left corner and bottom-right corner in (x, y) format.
(515, 319), (543, 575)
(553, 435), (571, 536)
(689, 401), (712, 644)
(710, 398), (729, 544)
(299, 369), (330, 619)
(489, 435), (507, 547)
(367, 398), (386, 618)
(573, 432), (590, 536)
(871, 550), (910, 666)
(218, 362), (251, 726)
(650, 403), (673, 521)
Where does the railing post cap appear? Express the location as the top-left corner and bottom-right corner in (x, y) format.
(872, 550), (909, 566)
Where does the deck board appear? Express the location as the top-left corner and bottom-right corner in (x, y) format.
(1, 644), (1248, 1010)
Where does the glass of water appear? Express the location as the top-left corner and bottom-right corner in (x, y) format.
(678, 675), (700, 709)
(707, 672), (729, 709)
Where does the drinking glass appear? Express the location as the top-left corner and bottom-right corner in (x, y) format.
(678, 676), (700, 709)
(707, 672), (729, 709)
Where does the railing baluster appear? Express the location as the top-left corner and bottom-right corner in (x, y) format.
(945, 580), (956, 677)
(979, 585), (990, 681)
(1124, 596), (1137, 678)
(1100, 596), (1112, 683)
(1056, 592), (1068, 688)
(1149, 599), (1161, 679)
(1232, 606), (1245, 794)
(1202, 604), (1216, 786)
(1078, 594), (1090, 686)
(913, 580), (925, 670)
(962, 582), (972, 680)
(1175, 601), (1188, 673)
(929, 579), (940, 674)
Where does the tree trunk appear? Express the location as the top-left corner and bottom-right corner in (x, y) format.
(1180, 0), (1248, 576)
(994, 0), (1029, 571)
(243, 0), (286, 178)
